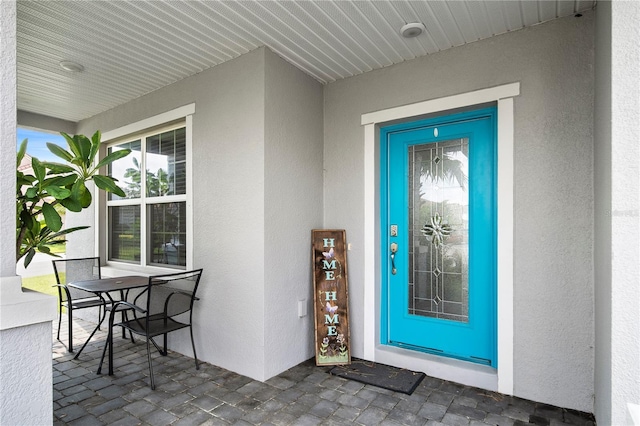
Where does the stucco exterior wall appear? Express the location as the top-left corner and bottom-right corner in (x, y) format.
(263, 49), (324, 378)
(77, 49), (268, 380)
(1, 4), (56, 424)
(1, 0), (17, 277)
(75, 48), (324, 381)
(323, 13), (595, 412)
(0, 321), (53, 426)
(595, 2), (640, 425)
(608, 4), (640, 424)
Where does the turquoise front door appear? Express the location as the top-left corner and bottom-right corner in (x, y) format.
(380, 107), (497, 366)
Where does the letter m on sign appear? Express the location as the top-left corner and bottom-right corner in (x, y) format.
(323, 260), (337, 270)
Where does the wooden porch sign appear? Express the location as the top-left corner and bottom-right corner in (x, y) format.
(312, 229), (351, 366)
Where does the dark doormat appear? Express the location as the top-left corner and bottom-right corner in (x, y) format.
(329, 359), (425, 395)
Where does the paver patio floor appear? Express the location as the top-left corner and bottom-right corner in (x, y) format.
(52, 318), (595, 426)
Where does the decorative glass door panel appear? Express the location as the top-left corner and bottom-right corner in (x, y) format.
(381, 107), (497, 366)
(409, 139), (469, 322)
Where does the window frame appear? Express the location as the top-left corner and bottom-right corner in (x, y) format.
(98, 104), (194, 274)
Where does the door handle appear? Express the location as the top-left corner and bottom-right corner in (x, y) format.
(390, 243), (398, 275)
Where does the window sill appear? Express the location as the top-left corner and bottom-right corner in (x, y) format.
(102, 263), (186, 278)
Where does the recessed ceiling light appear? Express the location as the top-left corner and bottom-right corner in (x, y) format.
(400, 22), (426, 38)
(59, 60), (85, 72)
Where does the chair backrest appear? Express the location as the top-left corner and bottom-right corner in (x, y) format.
(52, 257), (101, 301)
(133, 269), (203, 322)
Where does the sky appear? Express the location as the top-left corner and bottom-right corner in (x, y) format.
(18, 128), (169, 185)
(17, 128), (68, 162)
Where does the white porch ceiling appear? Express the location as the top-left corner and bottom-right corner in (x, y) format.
(17, 0), (595, 123)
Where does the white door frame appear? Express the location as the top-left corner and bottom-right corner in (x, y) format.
(361, 83), (519, 394)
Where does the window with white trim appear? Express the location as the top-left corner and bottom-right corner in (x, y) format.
(107, 123), (188, 269)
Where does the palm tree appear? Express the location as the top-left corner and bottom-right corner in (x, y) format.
(123, 159), (170, 198)
(16, 131), (130, 266)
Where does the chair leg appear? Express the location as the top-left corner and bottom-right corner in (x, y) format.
(56, 306), (62, 341)
(122, 310), (134, 343)
(148, 335), (167, 356)
(146, 338), (155, 390)
(163, 333), (168, 356)
(149, 336), (165, 356)
(107, 310), (117, 376)
(67, 306), (74, 353)
(97, 305), (102, 331)
(190, 326), (200, 370)
(119, 289), (134, 342)
(100, 304), (107, 325)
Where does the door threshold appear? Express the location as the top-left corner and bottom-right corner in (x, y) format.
(373, 345), (499, 392)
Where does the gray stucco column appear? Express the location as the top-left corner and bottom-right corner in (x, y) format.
(0, 0), (17, 277)
(608, 2), (640, 424)
(594, 1), (640, 425)
(0, 2), (56, 424)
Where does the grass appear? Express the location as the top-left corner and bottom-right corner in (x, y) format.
(22, 274), (58, 297)
(22, 274), (61, 312)
(48, 244), (66, 254)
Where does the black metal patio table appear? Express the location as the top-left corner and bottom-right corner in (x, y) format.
(66, 275), (148, 360)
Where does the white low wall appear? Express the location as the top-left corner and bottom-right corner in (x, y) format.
(0, 276), (57, 426)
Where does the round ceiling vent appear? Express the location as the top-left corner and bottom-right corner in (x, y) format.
(59, 60), (85, 72)
(400, 22), (426, 38)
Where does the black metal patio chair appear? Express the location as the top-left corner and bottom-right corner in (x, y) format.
(99, 269), (203, 389)
(53, 257), (105, 353)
